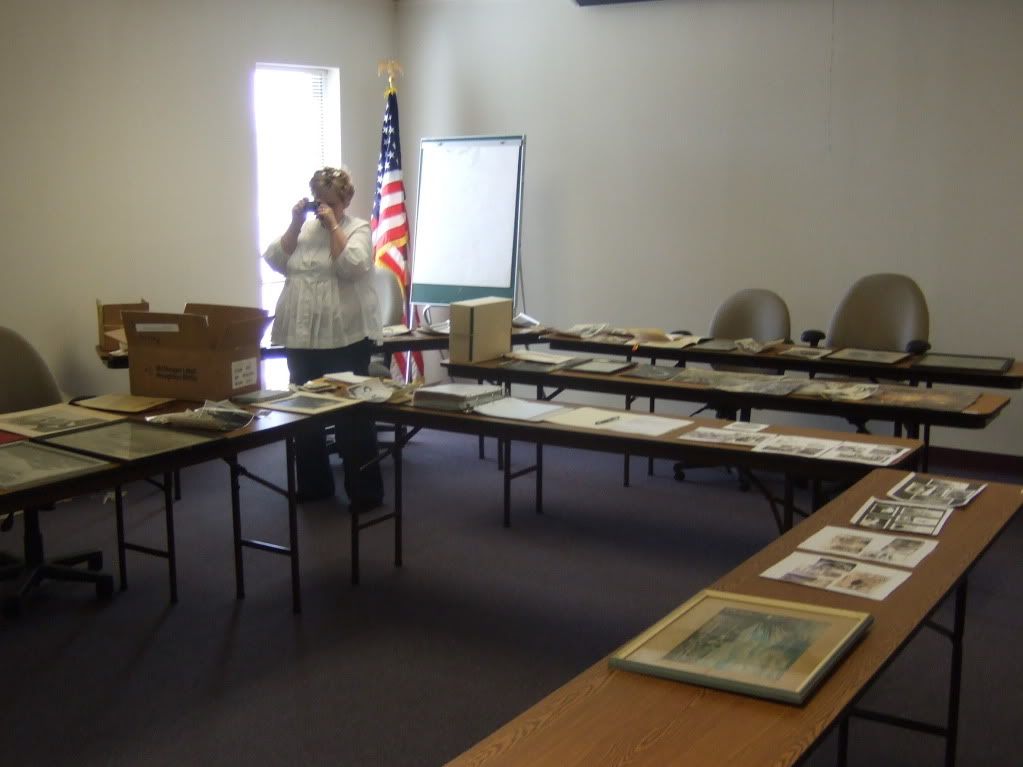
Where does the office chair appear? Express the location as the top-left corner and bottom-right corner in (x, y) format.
(0, 327), (113, 615)
(801, 273), (930, 354)
(671, 289), (791, 484)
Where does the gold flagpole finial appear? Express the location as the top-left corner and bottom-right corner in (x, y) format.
(377, 58), (403, 94)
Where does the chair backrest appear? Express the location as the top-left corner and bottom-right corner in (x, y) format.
(374, 267), (405, 327)
(826, 273), (929, 352)
(0, 327), (62, 414)
(709, 288), (791, 343)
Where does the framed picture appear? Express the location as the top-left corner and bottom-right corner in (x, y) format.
(40, 420), (213, 461)
(259, 393), (360, 415)
(0, 441), (112, 493)
(827, 348), (910, 365)
(910, 353), (1013, 374)
(609, 589), (872, 705)
(0, 402), (124, 438)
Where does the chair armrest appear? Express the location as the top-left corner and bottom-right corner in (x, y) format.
(801, 329), (825, 347)
(905, 339), (931, 354)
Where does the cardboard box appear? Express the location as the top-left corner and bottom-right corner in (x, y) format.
(449, 297), (513, 363)
(96, 299), (149, 353)
(122, 303), (271, 401)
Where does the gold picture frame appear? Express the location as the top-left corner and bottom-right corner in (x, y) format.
(609, 590), (872, 705)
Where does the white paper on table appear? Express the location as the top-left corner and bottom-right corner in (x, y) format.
(642, 334), (702, 349)
(798, 525), (937, 569)
(504, 350), (579, 365)
(602, 414), (690, 437)
(678, 427), (776, 447)
(473, 397), (567, 421)
(751, 434), (844, 458)
(345, 379), (394, 403)
(324, 371), (373, 384)
(722, 421), (769, 432)
(849, 496), (955, 536)
(542, 406), (623, 429)
(760, 551), (910, 601)
(821, 441), (913, 466)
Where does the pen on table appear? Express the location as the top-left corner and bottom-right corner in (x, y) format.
(594, 415), (619, 425)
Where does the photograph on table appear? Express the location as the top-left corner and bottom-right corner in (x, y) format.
(0, 441), (113, 492)
(40, 420), (214, 462)
(849, 496), (954, 536)
(826, 348), (910, 365)
(0, 403), (124, 438)
(887, 472), (986, 509)
(259, 393), (361, 415)
(798, 525), (937, 568)
(761, 551), (910, 601)
(678, 426), (775, 447)
(609, 590), (872, 705)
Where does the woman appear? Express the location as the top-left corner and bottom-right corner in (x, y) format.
(263, 167), (384, 510)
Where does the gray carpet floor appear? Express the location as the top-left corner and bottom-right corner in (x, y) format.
(1, 429), (1020, 766)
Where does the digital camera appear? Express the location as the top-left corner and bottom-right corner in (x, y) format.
(304, 200), (320, 213)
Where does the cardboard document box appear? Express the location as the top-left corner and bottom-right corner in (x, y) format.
(449, 297), (513, 363)
(122, 303), (271, 401)
(96, 299), (149, 353)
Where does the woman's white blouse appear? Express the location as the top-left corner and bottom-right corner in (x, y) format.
(263, 214), (382, 349)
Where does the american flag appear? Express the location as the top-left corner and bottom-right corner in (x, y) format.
(371, 88), (423, 380)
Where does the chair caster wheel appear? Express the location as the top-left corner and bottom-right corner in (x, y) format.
(87, 553), (104, 571)
(673, 465), (686, 482)
(97, 576), (114, 600)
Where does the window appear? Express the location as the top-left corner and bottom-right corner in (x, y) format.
(252, 63), (341, 385)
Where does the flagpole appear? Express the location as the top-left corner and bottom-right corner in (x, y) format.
(377, 58), (402, 95)
(373, 59), (422, 383)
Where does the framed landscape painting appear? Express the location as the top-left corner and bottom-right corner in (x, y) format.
(609, 590), (872, 704)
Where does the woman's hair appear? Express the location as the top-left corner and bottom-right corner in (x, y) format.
(310, 167), (355, 207)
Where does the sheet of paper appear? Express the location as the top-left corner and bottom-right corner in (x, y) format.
(504, 350), (579, 365)
(722, 421), (769, 432)
(473, 397), (567, 421)
(642, 334), (702, 349)
(821, 442), (912, 466)
(761, 551), (910, 601)
(798, 525), (937, 569)
(324, 371), (373, 384)
(542, 406), (623, 429)
(849, 496), (954, 536)
(602, 414), (689, 437)
(887, 473), (986, 509)
(751, 434), (844, 458)
(677, 426), (776, 447)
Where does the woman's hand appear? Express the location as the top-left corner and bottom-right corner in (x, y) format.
(291, 198), (310, 227)
(317, 204), (340, 231)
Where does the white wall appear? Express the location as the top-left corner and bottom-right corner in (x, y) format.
(0, 0), (394, 394)
(1, 0), (1020, 456)
(397, 0), (1023, 455)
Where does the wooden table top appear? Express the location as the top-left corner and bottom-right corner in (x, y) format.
(444, 359), (1010, 430)
(443, 468), (1023, 767)
(544, 335), (1023, 390)
(367, 400), (921, 483)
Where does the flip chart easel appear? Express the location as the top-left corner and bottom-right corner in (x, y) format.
(410, 135), (525, 307)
